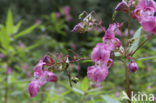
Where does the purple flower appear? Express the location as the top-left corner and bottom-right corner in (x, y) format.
(36, 20), (41, 24)
(91, 43), (111, 63)
(115, 1), (129, 13)
(43, 55), (55, 66)
(103, 23), (117, 40)
(63, 6), (71, 16)
(34, 60), (45, 77)
(128, 60), (138, 72)
(19, 41), (25, 48)
(87, 65), (108, 83)
(0, 53), (5, 59)
(28, 80), (41, 98)
(7, 67), (12, 75)
(28, 57), (58, 98)
(94, 82), (101, 88)
(147, 85), (152, 89)
(56, 12), (61, 18)
(115, 91), (120, 97)
(27, 71), (32, 78)
(133, 0), (156, 34)
(106, 59), (114, 68)
(43, 71), (58, 82)
(102, 23), (121, 50)
(72, 22), (85, 33)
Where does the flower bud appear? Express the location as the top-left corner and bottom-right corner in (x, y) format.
(115, 1), (129, 13)
(72, 22), (85, 33)
(128, 60), (138, 72)
(43, 56), (55, 66)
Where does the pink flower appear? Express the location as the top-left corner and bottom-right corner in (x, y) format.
(43, 56), (55, 66)
(27, 71), (32, 78)
(0, 53), (5, 59)
(28, 57), (58, 98)
(63, 6), (71, 16)
(106, 59), (114, 68)
(36, 20), (41, 24)
(103, 23), (117, 40)
(72, 22), (85, 33)
(136, 0), (156, 10)
(87, 65), (108, 83)
(91, 43), (111, 63)
(43, 71), (58, 82)
(115, 1), (129, 13)
(133, 0), (156, 34)
(140, 16), (156, 34)
(28, 80), (41, 98)
(34, 60), (45, 77)
(94, 82), (101, 88)
(7, 67), (12, 75)
(102, 23), (121, 49)
(128, 60), (138, 72)
(19, 41), (25, 48)
(56, 12), (61, 18)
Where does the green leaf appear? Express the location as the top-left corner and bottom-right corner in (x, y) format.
(14, 24), (38, 39)
(72, 88), (84, 95)
(137, 56), (156, 61)
(81, 77), (89, 91)
(13, 20), (23, 33)
(129, 27), (142, 52)
(101, 95), (121, 103)
(82, 60), (93, 63)
(0, 25), (10, 49)
(6, 9), (14, 35)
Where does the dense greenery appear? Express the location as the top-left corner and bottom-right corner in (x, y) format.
(0, 0), (156, 103)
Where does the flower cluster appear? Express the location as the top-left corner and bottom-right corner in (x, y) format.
(133, 0), (156, 34)
(28, 56), (57, 98)
(87, 23), (121, 87)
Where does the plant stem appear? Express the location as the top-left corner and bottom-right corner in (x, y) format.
(124, 62), (131, 103)
(67, 70), (72, 87)
(4, 64), (9, 103)
(132, 34), (153, 56)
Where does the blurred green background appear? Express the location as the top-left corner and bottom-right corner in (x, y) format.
(0, 0), (156, 103)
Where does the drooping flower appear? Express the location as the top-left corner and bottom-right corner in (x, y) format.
(43, 55), (55, 66)
(103, 23), (121, 50)
(28, 56), (58, 98)
(133, 0), (156, 34)
(103, 23), (117, 40)
(33, 60), (45, 77)
(128, 60), (138, 72)
(72, 22), (85, 33)
(28, 80), (41, 98)
(115, 1), (129, 13)
(43, 71), (58, 82)
(91, 43), (111, 63)
(87, 65), (108, 83)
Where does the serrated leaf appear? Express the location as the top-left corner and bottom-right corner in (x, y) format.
(6, 9), (14, 35)
(0, 25), (10, 49)
(14, 24), (38, 39)
(129, 27), (142, 52)
(101, 95), (121, 103)
(81, 77), (89, 91)
(13, 20), (23, 34)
